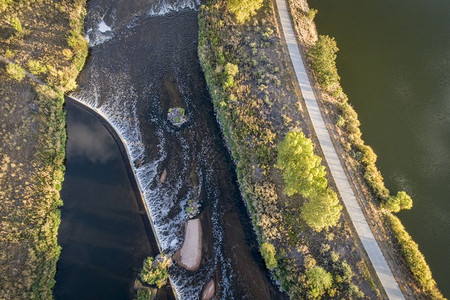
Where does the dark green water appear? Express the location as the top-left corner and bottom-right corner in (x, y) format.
(309, 0), (450, 296)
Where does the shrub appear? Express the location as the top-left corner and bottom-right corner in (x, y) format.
(306, 8), (318, 21)
(28, 60), (47, 75)
(261, 242), (277, 270)
(135, 288), (152, 300)
(226, 0), (264, 24)
(10, 17), (23, 36)
(306, 266), (333, 299)
(4, 49), (15, 59)
(307, 35), (340, 90)
(383, 191), (413, 213)
(224, 62), (239, 88)
(6, 63), (26, 81)
(140, 255), (171, 288)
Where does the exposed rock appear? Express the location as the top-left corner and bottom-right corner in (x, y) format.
(174, 219), (202, 271)
(159, 168), (167, 183)
(167, 107), (187, 127)
(201, 279), (215, 300)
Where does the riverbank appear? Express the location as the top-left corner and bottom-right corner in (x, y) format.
(286, 0), (444, 298)
(0, 1), (87, 297)
(199, 0), (385, 298)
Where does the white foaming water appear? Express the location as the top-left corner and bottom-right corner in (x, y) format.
(148, 0), (200, 16)
(86, 17), (114, 47)
(98, 20), (112, 33)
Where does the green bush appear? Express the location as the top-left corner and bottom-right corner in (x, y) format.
(6, 63), (26, 81)
(135, 288), (152, 300)
(306, 8), (318, 21)
(306, 266), (333, 299)
(261, 242), (277, 270)
(307, 35), (340, 90)
(224, 62), (239, 88)
(226, 0), (264, 24)
(383, 191), (413, 213)
(140, 256), (171, 289)
(10, 17), (23, 36)
(28, 60), (47, 75)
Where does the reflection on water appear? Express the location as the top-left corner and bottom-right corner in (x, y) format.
(310, 0), (450, 296)
(66, 118), (116, 164)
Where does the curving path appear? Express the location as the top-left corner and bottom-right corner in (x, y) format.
(274, 0), (405, 299)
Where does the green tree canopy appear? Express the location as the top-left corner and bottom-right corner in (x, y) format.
(140, 255), (171, 288)
(306, 266), (333, 299)
(261, 242), (277, 270)
(301, 189), (342, 232)
(227, 0), (264, 24)
(307, 35), (340, 90)
(383, 191), (413, 213)
(276, 131), (327, 197)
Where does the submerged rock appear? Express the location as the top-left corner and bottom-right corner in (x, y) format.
(167, 107), (187, 127)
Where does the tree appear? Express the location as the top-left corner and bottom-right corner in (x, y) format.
(306, 266), (333, 299)
(6, 63), (26, 82)
(226, 0), (264, 24)
(383, 191), (413, 213)
(301, 189), (342, 232)
(261, 242), (277, 270)
(276, 131), (327, 197)
(140, 255), (171, 288)
(307, 35), (340, 90)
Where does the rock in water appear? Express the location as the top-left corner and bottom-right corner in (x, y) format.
(167, 107), (187, 127)
(159, 168), (167, 183)
(201, 279), (215, 300)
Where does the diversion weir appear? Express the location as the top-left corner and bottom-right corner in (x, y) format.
(61, 0), (288, 298)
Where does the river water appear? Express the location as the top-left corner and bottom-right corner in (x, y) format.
(309, 0), (450, 296)
(65, 0), (287, 298)
(54, 101), (174, 299)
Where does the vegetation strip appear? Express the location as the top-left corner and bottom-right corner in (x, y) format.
(0, 0), (87, 298)
(274, 0), (405, 298)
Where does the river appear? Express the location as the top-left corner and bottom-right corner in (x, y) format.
(309, 0), (450, 296)
(60, 0), (287, 298)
